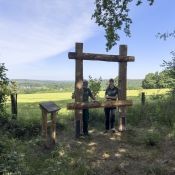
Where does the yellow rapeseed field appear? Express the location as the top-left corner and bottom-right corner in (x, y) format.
(15, 89), (170, 103)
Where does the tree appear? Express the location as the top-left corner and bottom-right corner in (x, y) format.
(157, 30), (175, 41)
(161, 51), (175, 89)
(88, 76), (102, 98)
(157, 30), (175, 90)
(0, 63), (9, 112)
(142, 71), (173, 89)
(142, 73), (157, 89)
(92, 0), (154, 50)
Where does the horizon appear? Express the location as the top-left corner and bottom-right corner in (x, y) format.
(11, 78), (144, 82)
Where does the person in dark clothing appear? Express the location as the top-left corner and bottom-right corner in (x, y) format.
(104, 78), (118, 133)
(72, 80), (95, 136)
(82, 80), (96, 135)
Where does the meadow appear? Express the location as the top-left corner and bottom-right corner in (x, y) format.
(14, 88), (170, 103)
(1, 88), (175, 175)
(7, 88), (169, 108)
(6, 88), (169, 121)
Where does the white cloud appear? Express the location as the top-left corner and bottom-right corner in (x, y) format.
(0, 0), (96, 66)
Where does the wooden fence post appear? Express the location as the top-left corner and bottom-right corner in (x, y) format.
(118, 45), (127, 131)
(11, 94), (17, 117)
(75, 43), (83, 138)
(141, 92), (145, 105)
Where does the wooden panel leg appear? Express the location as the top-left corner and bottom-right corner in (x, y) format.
(42, 110), (48, 142)
(118, 107), (126, 131)
(51, 112), (56, 144)
(75, 110), (83, 138)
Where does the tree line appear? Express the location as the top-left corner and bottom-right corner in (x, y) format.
(11, 78), (142, 94)
(142, 70), (174, 89)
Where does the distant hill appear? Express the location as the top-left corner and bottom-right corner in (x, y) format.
(12, 79), (143, 94)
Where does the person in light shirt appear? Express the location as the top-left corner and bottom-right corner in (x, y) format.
(104, 78), (118, 133)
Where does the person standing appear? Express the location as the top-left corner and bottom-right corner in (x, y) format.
(82, 80), (96, 136)
(104, 78), (118, 133)
(72, 80), (95, 136)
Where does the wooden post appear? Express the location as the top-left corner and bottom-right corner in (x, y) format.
(11, 94), (17, 118)
(141, 92), (145, 105)
(51, 112), (56, 144)
(42, 110), (48, 142)
(118, 45), (127, 131)
(75, 43), (83, 138)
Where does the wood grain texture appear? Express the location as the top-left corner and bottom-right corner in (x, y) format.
(69, 52), (135, 62)
(67, 100), (132, 110)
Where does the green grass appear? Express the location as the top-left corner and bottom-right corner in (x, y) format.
(5, 88), (170, 122)
(1, 90), (175, 175)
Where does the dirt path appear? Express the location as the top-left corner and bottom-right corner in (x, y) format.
(57, 126), (175, 175)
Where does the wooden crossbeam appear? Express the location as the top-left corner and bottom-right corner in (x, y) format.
(68, 52), (135, 62)
(67, 100), (132, 110)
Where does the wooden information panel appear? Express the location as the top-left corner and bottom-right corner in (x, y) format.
(39, 102), (61, 113)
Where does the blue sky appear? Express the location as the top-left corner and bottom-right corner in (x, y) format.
(0, 0), (174, 81)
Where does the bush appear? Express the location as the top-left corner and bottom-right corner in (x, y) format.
(88, 76), (102, 98)
(0, 114), (41, 139)
(0, 63), (9, 112)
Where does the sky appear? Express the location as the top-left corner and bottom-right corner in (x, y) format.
(0, 0), (174, 81)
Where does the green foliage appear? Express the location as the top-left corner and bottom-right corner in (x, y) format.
(142, 72), (161, 89)
(92, 0), (154, 50)
(157, 30), (175, 40)
(15, 79), (75, 94)
(0, 63), (9, 85)
(150, 94), (165, 101)
(10, 81), (18, 94)
(1, 150), (29, 174)
(114, 76), (118, 86)
(157, 29), (175, 90)
(142, 71), (173, 89)
(0, 63), (9, 112)
(0, 114), (41, 139)
(88, 75), (102, 98)
(11, 79), (142, 93)
(162, 51), (175, 89)
(127, 95), (175, 128)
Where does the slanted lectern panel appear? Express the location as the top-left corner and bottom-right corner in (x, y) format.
(39, 102), (61, 113)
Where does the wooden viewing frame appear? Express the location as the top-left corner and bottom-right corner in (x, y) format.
(67, 43), (135, 138)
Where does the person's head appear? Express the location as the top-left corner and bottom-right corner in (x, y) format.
(108, 78), (114, 88)
(83, 80), (88, 88)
